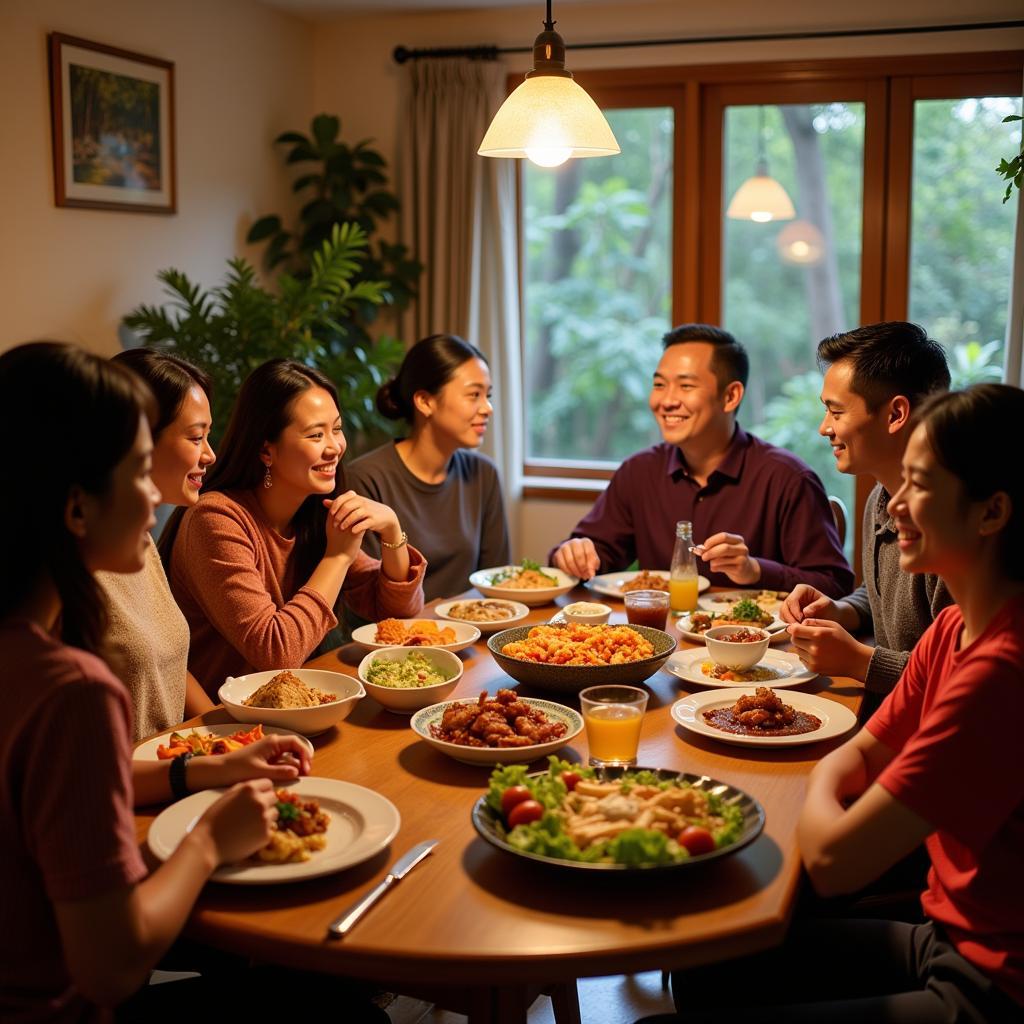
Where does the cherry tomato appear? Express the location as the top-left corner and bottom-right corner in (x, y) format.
(677, 826), (716, 856)
(507, 799), (544, 828)
(500, 786), (533, 817)
(561, 771), (582, 792)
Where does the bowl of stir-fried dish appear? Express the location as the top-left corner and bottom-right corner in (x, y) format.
(469, 560), (578, 606)
(472, 757), (764, 871)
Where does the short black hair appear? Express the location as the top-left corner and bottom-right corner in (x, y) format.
(817, 322), (950, 410)
(661, 323), (749, 391)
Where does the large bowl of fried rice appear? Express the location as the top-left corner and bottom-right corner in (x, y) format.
(486, 623), (678, 694)
(219, 668), (365, 736)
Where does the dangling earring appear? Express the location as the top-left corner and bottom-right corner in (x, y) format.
(263, 466), (272, 489)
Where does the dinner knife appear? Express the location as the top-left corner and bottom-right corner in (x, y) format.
(326, 839), (438, 938)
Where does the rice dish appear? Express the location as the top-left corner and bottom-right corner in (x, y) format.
(242, 670), (337, 709)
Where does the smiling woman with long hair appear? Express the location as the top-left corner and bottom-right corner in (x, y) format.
(650, 383), (1024, 1024)
(93, 348), (218, 739)
(164, 358), (425, 690)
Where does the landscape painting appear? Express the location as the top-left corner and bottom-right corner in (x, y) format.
(49, 34), (176, 213)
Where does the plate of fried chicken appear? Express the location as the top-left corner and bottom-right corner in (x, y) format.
(410, 688), (584, 765)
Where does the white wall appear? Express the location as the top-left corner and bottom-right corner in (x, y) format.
(310, 0), (1024, 559)
(0, 0), (314, 354)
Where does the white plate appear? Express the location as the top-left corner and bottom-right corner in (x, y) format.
(697, 589), (789, 616)
(350, 619), (481, 653)
(671, 688), (857, 747)
(469, 565), (578, 607)
(147, 776), (401, 884)
(585, 570), (710, 600)
(434, 598), (530, 634)
(133, 723), (314, 762)
(675, 612), (789, 646)
(410, 696), (584, 766)
(664, 648), (818, 689)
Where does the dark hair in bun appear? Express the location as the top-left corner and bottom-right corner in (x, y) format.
(377, 334), (487, 424)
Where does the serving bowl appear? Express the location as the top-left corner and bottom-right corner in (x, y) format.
(487, 623), (677, 695)
(469, 565), (578, 607)
(704, 626), (771, 670)
(410, 696), (583, 765)
(219, 669), (364, 736)
(350, 619), (481, 654)
(357, 646), (464, 714)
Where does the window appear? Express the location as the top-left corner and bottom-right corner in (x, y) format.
(522, 106), (673, 466)
(517, 52), (1023, 570)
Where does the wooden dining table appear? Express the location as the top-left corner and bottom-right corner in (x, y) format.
(134, 588), (865, 1023)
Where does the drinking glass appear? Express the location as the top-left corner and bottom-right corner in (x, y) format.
(579, 685), (649, 767)
(623, 589), (670, 630)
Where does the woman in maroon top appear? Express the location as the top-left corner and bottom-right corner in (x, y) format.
(0, 343), (313, 1021)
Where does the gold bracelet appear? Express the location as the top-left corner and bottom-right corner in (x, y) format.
(380, 529), (408, 550)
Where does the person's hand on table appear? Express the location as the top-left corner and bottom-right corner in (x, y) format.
(698, 531), (761, 585)
(788, 618), (873, 681)
(188, 734), (313, 791)
(192, 779), (280, 866)
(553, 537), (600, 581)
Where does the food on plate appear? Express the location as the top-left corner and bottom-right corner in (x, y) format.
(488, 558), (560, 589)
(563, 601), (608, 616)
(703, 687), (821, 737)
(156, 724), (264, 760)
(429, 688), (568, 748)
(255, 789), (330, 864)
(445, 599), (518, 623)
(689, 599), (774, 633)
(501, 624), (655, 666)
(620, 571), (670, 593)
(374, 617), (457, 647)
(485, 757), (744, 866)
(365, 651), (457, 689)
(700, 661), (780, 683)
(243, 670), (337, 709)
(706, 591), (785, 614)
(712, 628), (766, 644)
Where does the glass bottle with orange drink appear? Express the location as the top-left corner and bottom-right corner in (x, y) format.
(670, 520), (699, 614)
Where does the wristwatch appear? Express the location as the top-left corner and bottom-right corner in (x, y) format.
(169, 752), (193, 800)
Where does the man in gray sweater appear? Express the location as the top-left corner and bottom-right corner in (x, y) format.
(781, 322), (952, 703)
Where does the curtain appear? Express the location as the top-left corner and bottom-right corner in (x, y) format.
(1004, 73), (1024, 388)
(398, 58), (523, 509)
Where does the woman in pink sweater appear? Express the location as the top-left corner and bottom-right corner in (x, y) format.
(165, 359), (425, 691)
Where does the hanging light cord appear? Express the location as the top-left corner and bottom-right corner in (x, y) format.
(756, 106), (768, 175)
(393, 18), (1023, 63)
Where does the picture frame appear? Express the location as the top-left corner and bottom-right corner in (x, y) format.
(49, 33), (176, 214)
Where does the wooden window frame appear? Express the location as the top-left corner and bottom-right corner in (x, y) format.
(518, 49), (1024, 571)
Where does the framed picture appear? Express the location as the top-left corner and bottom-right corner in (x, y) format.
(49, 33), (176, 213)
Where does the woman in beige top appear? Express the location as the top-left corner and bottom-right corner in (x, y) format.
(97, 349), (218, 739)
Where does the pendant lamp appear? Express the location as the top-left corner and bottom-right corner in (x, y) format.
(776, 219), (825, 265)
(478, 0), (619, 168)
(726, 107), (795, 223)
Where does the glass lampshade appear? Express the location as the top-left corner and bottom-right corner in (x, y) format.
(776, 219), (825, 265)
(726, 173), (796, 223)
(478, 75), (620, 166)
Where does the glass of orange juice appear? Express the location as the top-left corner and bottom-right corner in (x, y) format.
(579, 685), (649, 766)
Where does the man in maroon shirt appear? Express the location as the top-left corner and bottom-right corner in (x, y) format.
(550, 324), (852, 596)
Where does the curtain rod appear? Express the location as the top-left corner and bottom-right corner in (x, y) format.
(393, 19), (1024, 64)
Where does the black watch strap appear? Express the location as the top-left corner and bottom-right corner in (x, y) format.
(169, 752), (193, 800)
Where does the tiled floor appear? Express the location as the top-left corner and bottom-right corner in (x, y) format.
(387, 971), (675, 1024)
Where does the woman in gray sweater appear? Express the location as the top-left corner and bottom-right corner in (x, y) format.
(347, 334), (510, 602)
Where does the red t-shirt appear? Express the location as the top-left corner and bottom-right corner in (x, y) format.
(0, 619), (147, 1023)
(867, 596), (1024, 1006)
